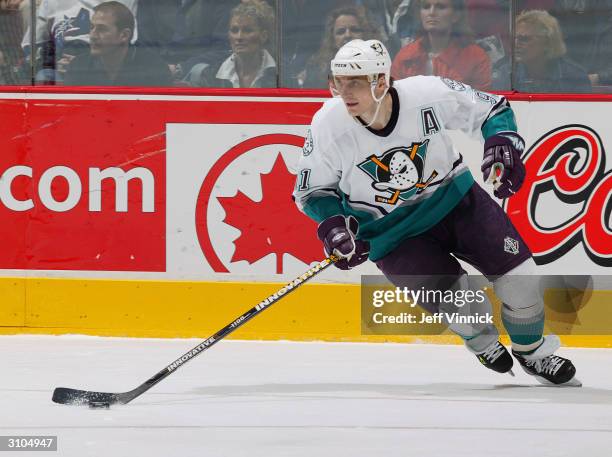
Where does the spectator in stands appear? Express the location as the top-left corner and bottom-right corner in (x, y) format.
(183, 0), (276, 88)
(361, 0), (419, 57)
(0, 50), (13, 84)
(280, 0), (347, 88)
(22, 0), (138, 84)
(136, 0), (239, 81)
(492, 10), (591, 93)
(301, 5), (379, 88)
(64, 1), (171, 86)
(463, 1), (555, 77)
(582, 11), (612, 88)
(547, 0), (612, 89)
(391, 0), (491, 89)
(0, 0), (26, 84)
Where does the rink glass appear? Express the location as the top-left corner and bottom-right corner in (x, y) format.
(0, 1), (608, 93)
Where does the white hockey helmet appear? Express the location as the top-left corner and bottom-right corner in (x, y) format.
(330, 39), (391, 86)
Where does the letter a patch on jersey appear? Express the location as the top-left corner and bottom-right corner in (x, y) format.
(357, 140), (438, 206)
(421, 108), (440, 136)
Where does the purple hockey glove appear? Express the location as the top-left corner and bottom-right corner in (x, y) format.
(481, 132), (526, 199)
(317, 215), (370, 270)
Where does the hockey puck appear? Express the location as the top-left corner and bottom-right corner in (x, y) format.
(88, 401), (110, 409)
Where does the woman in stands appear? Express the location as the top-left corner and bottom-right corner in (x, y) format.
(391, 0), (491, 89)
(183, 0), (276, 88)
(301, 5), (379, 89)
(492, 10), (591, 93)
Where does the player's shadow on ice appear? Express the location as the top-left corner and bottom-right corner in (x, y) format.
(186, 382), (612, 406)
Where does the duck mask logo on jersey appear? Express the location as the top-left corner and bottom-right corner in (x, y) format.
(358, 140), (437, 205)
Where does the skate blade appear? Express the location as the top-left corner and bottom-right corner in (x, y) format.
(561, 377), (582, 387)
(533, 374), (582, 387)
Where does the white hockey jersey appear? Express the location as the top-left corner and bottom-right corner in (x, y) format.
(293, 76), (517, 261)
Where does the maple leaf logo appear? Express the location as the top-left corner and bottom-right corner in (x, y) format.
(217, 153), (321, 273)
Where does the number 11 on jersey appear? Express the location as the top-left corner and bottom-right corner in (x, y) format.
(298, 169), (311, 191)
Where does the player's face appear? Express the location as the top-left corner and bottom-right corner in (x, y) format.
(229, 15), (268, 57)
(90, 11), (131, 56)
(515, 22), (546, 64)
(420, 0), (457, 34)
(333, 15), (364, 49)
(331, 75), (385, 117)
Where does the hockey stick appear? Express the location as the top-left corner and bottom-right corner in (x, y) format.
(52, 255), (338, 407)
(486, 163), (503, 191)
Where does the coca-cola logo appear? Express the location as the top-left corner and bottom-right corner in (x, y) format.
(506, 125), (611, 266)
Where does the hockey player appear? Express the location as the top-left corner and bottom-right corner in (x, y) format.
(293, 38), (580, 386)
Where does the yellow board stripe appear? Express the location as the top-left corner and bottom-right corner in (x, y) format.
(0, 277), (610, 348)
(0, 279), (26, 326)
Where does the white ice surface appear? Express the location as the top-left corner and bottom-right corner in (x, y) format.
(2, 335), (611, 457)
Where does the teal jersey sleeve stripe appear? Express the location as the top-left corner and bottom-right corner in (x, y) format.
(301, 172), (474, 258)
(481, 107), (517, 139)
(303, 195), (345, 222)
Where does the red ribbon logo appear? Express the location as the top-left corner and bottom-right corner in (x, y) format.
(506, 125), (611, 266)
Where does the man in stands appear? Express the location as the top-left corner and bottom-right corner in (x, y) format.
(64, 1), (171, 86)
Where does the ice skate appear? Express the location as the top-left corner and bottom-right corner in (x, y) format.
(512, 335), (581, 387)
(475, 340), (515, 375)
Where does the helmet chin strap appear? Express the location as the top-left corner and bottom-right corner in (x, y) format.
(330, 75), (390, 128)
(360, 83), (389, 128)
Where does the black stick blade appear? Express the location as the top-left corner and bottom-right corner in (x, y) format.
(52, 387), (120, 406)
